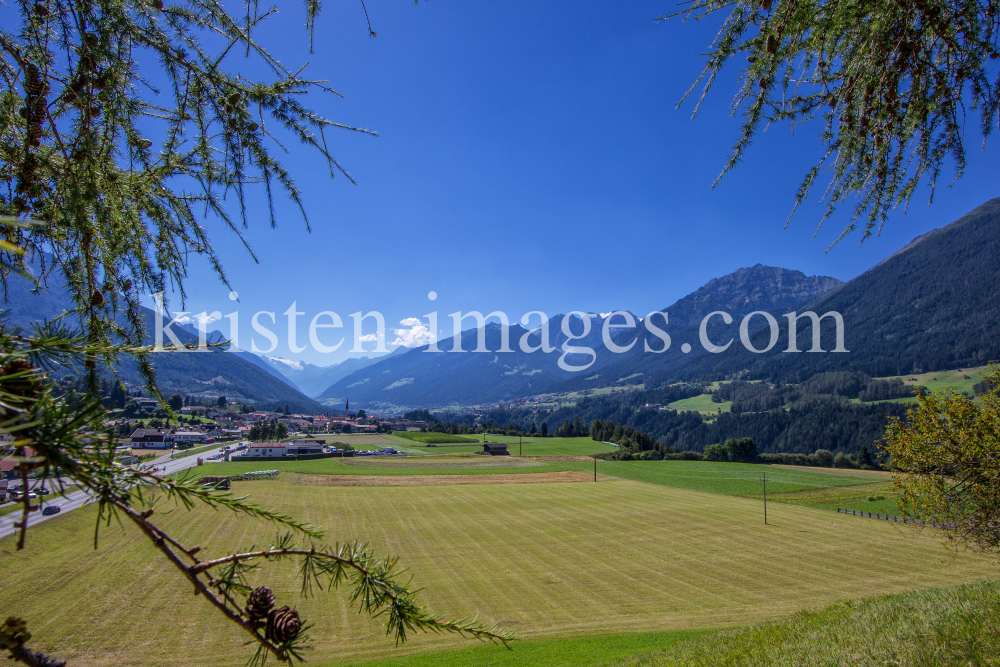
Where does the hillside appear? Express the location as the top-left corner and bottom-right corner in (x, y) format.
(1, 272), (327, 412)
(317, 267), (840, 409)
(552, 265), (843, 391)
(674, 198), (1000, 382)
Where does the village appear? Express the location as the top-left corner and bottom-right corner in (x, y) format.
(119, 402), (428, 451)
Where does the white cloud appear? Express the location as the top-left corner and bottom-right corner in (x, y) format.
(391, 317), (435, 348)
(358, 333), (379, 343)
(266, 356), (304, 371)
(600, 312), (612, 318)
(174, 311), (220, 328)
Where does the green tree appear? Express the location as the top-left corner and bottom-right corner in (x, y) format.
(664, 0), (1000, 241)
(703, 443), (728, 461)
(0, 0), (512, 662)
(857, 444), (876, 468)
(167, 393), (183, 412)
(217, 395), (228, 408)
(813, 448), (835, 467)
(724, 437), (758, 463)
(883, 365), (1000, 556)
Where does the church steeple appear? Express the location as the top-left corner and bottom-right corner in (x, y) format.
(345, 398), (349, 416)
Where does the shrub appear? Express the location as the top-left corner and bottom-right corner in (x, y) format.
(662, 451), (704, 461)
(703, 444), (728, 461)
(724, 437), (758, 463)
(833, 452), (855, 468)
(813, 449), (835, 467)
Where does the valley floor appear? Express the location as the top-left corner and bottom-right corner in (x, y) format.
(1, 457), (994, 667)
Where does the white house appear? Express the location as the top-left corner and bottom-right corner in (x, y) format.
(169, 431), (207, 445)
(246, 443), (286, 457)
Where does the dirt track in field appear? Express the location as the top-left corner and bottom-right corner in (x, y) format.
(292, 471), (597, 486)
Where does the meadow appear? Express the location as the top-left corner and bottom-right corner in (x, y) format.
(382, 435), (617, 457)
(392, 432), (479, 444)
(561, 459), (883, 498)
(343, 630), (712, 667)
(1, 471), (994, 667)
(666, 395), (731, 414)
(607, 579), (1000, 667)
(195, 453), (571, 477)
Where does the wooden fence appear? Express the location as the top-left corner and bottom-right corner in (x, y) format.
(837, 508), (951, 529)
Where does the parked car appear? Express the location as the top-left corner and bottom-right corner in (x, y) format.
(42, 505), (61, 515)
(34, 487), (50, 495)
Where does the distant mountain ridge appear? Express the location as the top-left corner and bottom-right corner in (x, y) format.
(257, 353), (387, 398)
(672, 197), (1000, 382)
(315, 265), (842, 409)
(1, 273), (327, 413)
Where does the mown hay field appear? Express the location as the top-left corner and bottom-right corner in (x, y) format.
(0, 473), (993, 667)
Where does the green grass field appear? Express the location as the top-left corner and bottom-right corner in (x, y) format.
(557, 460), (880, 498)
(385, 436), (617, 457)
(757, 481), (901, 515)
(343, 630), (712, 667)
(666, 394), (731, 414)
(2, 474), (994, 667)
(880, 366), (987, 397)
(196, 454), (571, 477)
(494, 435), (616, 457)
(392, 432), (479, 444)
(606, 579), (1000, 667)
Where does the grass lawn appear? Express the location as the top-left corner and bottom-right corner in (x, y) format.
(501, 435), (616, 457)
(606, 579), (1000, 667)
(558, 460), (879, 498)
(387, 436), (616, 457)
(393, 432), (479, 444)
(1, 476), (994, 667)
(886, 366), (987, 396)
(342, 630), (712, 667)
(196, 454), (572, 477)
(667, 394), (731, 414)
(749, 481), (902, 515)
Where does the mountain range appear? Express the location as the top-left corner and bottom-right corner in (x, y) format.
(313, 197), (1000, 409)
(6, 198), (998, 413)
(671, 197), (1000, 382)
(256, 353), (388, 398)
(316, 265), (842, 409)
(1, 272), (327, 413)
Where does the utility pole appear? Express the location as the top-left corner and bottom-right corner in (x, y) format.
(519, 434), (522, 456)
(594, 456), (597, 482)
(763, 472), (767, 525)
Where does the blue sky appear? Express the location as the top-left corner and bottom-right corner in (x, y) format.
(157, 0), (1000, 365)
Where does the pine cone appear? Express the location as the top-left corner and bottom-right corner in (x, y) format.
(265, 606), (300, 644)
(90, 289), (105, 306)
(245, 587), (275, 620)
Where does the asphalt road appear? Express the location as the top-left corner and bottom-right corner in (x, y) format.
(0, 444), (240, 540)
